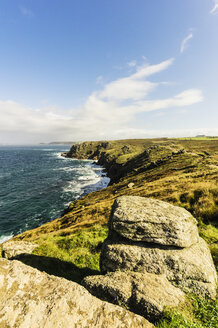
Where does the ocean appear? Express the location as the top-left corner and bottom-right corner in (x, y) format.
(0, 145), (109, 244)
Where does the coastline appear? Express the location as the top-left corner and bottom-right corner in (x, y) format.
(0, 149), (110, 244)
(6, 138), (217, 279)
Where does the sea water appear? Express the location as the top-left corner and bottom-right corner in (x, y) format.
(0, 145), (110, 243)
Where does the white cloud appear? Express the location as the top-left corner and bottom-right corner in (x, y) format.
(127, 60), (137, 67)
(99, 58), (174, 101)
(99, 78), (156, 101)
(180, 33), (193, 53)
(19, 7), (34, 17)
(210, 0), (218, 14)
(136, 89), (203, 112)
(132, 58), (174, 79)
(0, 58), (204, 144)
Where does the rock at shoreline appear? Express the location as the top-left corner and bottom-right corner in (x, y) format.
(0, 259), (153, 328)
(109, 196), (199, 248)
(83, 271), (185, 322)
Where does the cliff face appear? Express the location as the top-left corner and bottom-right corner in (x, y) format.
(65, 139), (187, 184)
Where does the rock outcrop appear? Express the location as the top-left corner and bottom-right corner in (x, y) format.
(0, 258), (153, 328)
(82, 196), (217, 317)
(108, 196), (199, 247)
(100, 196), (217, 299)
(83, 271), (185, 321)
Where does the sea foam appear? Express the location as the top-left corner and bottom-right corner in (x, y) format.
(0, 234), (13, 244)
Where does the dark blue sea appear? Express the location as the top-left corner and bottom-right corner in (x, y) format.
(0, 145), (109, 243)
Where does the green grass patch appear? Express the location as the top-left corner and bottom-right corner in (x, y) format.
(29, 224), (108, 282)
(33, 224), (108, 270)
(156, 295), (218, 328)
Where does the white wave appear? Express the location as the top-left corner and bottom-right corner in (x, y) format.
(53, 152), (81, 161)
(62, 170), (110, 198)
(53, 152), (67, 159)
(92, 167), (103, 171)
(63, 181), (83, 195)
(0, 234), (13, 244)
(53, 167), (78, 172)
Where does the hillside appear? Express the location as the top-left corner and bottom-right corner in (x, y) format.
(8, 138), (218, 326)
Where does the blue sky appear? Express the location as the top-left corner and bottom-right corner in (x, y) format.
(0, 0), (218, 144)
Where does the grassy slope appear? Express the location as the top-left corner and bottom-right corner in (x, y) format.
(11, 138), (218, 326)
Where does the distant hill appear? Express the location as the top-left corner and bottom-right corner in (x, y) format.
(49, 141), (76, 145)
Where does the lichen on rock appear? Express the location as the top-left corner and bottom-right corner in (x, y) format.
(0, 258), (153, 328)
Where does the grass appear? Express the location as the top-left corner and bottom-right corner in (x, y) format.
(177, 137), (218, 141)
(28, 224), (108, 282)
(156, 295), (218, 328)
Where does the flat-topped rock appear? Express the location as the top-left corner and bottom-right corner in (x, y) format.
(100, 237), (217, 298)
(109, 196), (199, 247)
(83, 271), (185, 322)
(1, 241), (38, 259)
(0, 259), (153, 328)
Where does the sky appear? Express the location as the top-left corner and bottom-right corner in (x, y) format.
(0, 0), (218, 144)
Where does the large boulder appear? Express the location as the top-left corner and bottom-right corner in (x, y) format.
(109, 196), (199, 248)
(100, 237), (217, 298)
(83, 271), (185, 322)
(0, 258), (153, 328)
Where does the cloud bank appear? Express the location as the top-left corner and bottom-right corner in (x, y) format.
(0, 58), (205, 144)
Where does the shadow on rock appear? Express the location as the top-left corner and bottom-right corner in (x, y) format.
(12, 253), (100, 284)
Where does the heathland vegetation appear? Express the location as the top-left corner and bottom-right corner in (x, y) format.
(11, 138), (217, 327)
